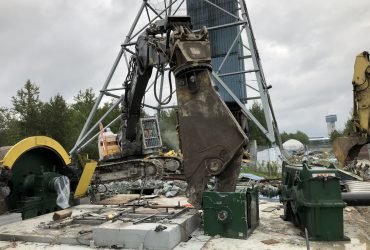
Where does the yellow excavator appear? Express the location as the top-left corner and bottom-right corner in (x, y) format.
(333, 51), (370, 167)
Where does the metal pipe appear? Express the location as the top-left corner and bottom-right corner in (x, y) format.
(144, 4), (151, 22)
(194, 20), (247, 32)
(130, 0), (178, 41)
(71, 1), (147, 154)
(245, 83), (259, 92)
(342, 192), (370, 206)
(104, 87), (125, 91)
(143, 103), (159, 110)
(211, 71), (272, 139)
(121, 41), (137, 47)
(240, 0), (277, 145)
(217, 26), (245, 74)
(123, 47), (135, 55)
(246, 96), (261, 100)
(103, 92), (121, 99)
(172, 0), (185, 16)
(218, 69), (258, 77)
(164, 0), (167, 17)
(72, 48), (124, 153)
(77, 115), (121, 152)
(159, 105), (177, 109)
(168, 0), (173, 15)
(73, 97), (123, 153)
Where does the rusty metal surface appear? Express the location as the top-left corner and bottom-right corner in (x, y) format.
(333, 136), (368, 167)
(175, 69), (246, 207)
(97, 194), (141, 205)
(169, 25), (246, 208)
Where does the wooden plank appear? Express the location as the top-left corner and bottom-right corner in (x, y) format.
(53, 209), (72, 221)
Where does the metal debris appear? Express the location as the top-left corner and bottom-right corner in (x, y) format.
(96, 179), (188, 199)
(344, 159), (370, 180)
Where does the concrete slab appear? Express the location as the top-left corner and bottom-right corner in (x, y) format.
(0, 240), (99, 249)
(93, 210), (200, 249)
(0, 213), (22, 226)
(0, 203), (200, 250)
(0, 205), (117, 246)
(174, 229), (211, 250)
(176, 201), (370, 250)
(0, 198), (367, 250)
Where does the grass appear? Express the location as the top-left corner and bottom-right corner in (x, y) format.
(241, 165), (281, 179)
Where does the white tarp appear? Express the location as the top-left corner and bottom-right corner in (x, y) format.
(256, 147), (282, 173)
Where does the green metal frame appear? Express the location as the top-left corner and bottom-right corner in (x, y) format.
(203, 188), (259, 239)
(281, 162), (349, 241)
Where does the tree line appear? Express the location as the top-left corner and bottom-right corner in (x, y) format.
(247, 102), (310, 146)
(0, 80), (316, 158)
(329, 116), (354, 142)
(0, 80), (120, 158)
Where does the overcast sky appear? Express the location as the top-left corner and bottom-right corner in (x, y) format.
(0, 0), (369, 137)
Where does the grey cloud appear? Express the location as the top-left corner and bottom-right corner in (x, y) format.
(0, 0), (369, 137)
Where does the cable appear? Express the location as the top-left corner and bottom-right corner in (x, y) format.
(153, 55), (173, 106)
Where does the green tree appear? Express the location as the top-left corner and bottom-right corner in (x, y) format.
(329, 130), (342, 143)
(69, 89), (96, 140)
(294, 130), (310, 145)
(11, 80), (43, 137)
(343, 116), (354, 135)
(280, 132), (289, 143)
(247, 102), (269, 146)
(96, 101), (121, 133)
(0, 108), (8, 143)
(159, 109), (179, 151)
(0, 108), (19, 145)
(159, 109), (177, 127)
(68, 89), (97, 156)
(71, 89), (96, 117)
(280, 130), (310, 145)
(40, 94), (73, 149)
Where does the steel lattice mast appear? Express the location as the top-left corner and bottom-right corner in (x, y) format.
(70, 0), (282, 155)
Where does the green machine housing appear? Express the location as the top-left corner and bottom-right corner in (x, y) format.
(203, 188), (259, 239)
(280, 162), (348, 241)
(0, 137), (77, 219)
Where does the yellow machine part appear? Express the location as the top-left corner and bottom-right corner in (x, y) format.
(333, 136), (367, 167)
(333, 51), (370, 167)
(352, 51), (370, 137)
(74, 160), (97, 198)
(0, 136), (71, 168)
(0, 136), (96, 199)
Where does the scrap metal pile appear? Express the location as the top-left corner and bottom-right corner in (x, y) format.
(92, 179), (188, 199)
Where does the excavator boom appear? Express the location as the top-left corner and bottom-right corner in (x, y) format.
(100, 17), (246, 207)
(333, 51), (370, 167)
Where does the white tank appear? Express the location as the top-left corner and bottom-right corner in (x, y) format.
(283, 139), (304, 152)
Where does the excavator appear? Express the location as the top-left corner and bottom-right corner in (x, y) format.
(0, 16), (247, 217)
(95, 16), (247, 208)
(333, 51), (370, 167)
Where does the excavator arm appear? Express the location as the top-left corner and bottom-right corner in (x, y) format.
(333, 51), (370, 167)
(120, 16), (247, 207)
